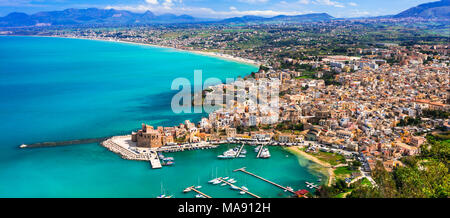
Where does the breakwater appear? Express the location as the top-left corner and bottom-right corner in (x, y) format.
(19, 137), (110, 149)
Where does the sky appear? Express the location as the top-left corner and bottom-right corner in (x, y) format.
(0, 0), (438, 18)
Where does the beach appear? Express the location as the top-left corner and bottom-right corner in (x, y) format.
(24, 35), (261, 67)
(285, 146), (335, 186)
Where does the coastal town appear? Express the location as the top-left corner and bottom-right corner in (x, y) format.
(3, 2), (449, 199)
(95, 30), (449, 197)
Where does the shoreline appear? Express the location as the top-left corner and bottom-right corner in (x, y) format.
(285, 146), (335, 186)
(6, 35), (260, 67)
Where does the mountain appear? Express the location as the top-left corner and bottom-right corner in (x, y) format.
(394, 0), (450, 19)
(220, 13), (334, 24)
(0, 8), (203, 27)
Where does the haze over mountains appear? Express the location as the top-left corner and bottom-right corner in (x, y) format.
(0, 0), (448, 27)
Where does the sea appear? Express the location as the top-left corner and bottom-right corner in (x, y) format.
(0, 36), (324, 198)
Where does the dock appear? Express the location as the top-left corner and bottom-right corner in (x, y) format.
(256, 145), (264, 158)
(234, 167), (295, 194)
(217, 178), (261, 198)
(186, 186), (212, 198)
(149, 153), (162, 169)
(235, 143), (245, 158)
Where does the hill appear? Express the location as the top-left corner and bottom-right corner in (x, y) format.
(394, 0), (450, 19)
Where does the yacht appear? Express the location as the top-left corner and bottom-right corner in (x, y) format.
(183, 187), (191, 193)
(238, 154), (246, 158)
(230, 185), (239, 190)
(218, 149), (237, 159)
(239, 191), (246, 195)
(208, 178), (218, 184)
(195, 194), (205, 198)
(259, 148), (271, 158)
(254, 145), (262, 152)
(241, 186), (248, 191)
(213, 179), (222, 185)
(157, 194), (166, 198)
(195, 186), (202, 189)
(241, 149), (247, 154)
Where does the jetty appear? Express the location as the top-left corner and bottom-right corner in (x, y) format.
(256, 145), (264, 158)
(234, 167), (295, 194)
(217, 177), (261, 198)
(149, 153), (162, 169)
(235, 143), (245, 158)
(19, 137), (109, 149)
(186, 186), (212, 198)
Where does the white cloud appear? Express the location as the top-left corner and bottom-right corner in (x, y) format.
(297, 0), (310, 4)
(105, 4), (305, 18)
(348, 2), (357, 7)
(313, 0), (344, 8)
(145, 0), (158, 5)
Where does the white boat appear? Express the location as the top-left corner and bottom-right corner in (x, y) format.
(208, 179), (217, 184)
(241, 149), (247, 154)
(259, 148), (271, 158)
(239, 191), (246, 195)
(230, 185), (239, 190)
(195, 186), (202, 189)
(241, 186), (248, 191)
(254, 145), (262, 152)
(183, 187), (191, 193)
(221, 183), (227, 186)
(223, 177), (229, 180)
(157, 194), (166, 198)
(238, 155), (246, 158)
(213, 180), (222, 185)
(195, 194), (205, 198)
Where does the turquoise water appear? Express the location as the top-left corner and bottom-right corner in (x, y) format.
(0, 36), (323, 198)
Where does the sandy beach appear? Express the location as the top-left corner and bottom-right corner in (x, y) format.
(30, 35), (260, 67)
(285, 146), (335, 186)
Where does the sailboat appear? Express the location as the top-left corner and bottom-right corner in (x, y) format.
(157, 181), (173, 198)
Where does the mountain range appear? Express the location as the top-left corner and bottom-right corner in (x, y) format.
(394, 0), (450, 19)
(0, 0), (448, 27)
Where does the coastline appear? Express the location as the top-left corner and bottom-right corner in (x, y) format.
(285, 146), (335, 186)
(9, 35), (261, 67)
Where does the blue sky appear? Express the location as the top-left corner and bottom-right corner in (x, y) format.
(0, 0), (437, 18)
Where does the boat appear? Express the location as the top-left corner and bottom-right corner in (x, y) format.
(228, 178), (236, 183)
(218, 149), (237, 159)
(195, 186), (202, 189)
(183, 187), (191, 193)
(163, 157), (174, 161)
(230, 185), (239, 190)
(162, 161), (175, 166)
(239, 191), (246, 195)
(195, 194), (205, 198)
(157, 194), (166, 198)
(241, 186), (248, 191)
(241, 149), (247, 154)
(213, 180), (222, 185)
(254, 145), (262, 152)
(221, 183), (227, 186)
(223, 177), (229, 180)
(208, 178), (218, 184)
(238, 155), (246, 158)
(259, 148), (271, 158)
